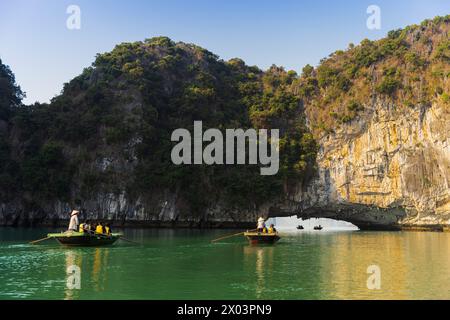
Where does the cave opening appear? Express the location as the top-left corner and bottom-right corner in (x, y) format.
(266, 216), (359, 231)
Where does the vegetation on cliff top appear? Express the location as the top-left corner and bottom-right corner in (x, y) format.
(294, 15), (450, 135)
(0, 38), (317, 214)
(0, 59), (25, 201)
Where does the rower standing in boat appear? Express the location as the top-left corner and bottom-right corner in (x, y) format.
(257, 217), (266, 233)
(68, 210), (80, 232)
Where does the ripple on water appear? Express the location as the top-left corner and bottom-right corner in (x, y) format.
(1, 230), (449, 299)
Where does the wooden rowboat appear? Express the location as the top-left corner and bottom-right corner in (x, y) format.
(47, 231), (121, 247)
(244, 232), (280, 244)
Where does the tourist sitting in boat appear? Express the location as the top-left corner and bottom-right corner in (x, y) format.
(268, 224), (277, 234)
(257, 217), (266, 233)
(79, 222), (86, 233)
(85, 220), (92, 232)
(95, 222), (105, 234)
(68, 210), (79, 232)
(105, 223), (112, 235)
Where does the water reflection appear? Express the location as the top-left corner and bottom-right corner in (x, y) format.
(1, 228), (449, 299)
(63, 247), (111, 299)
(243, 245), (274, 299)
(242, 232), (450, 299)
(64, 250), (82, 300)
(318, 232), (450, 299)
(92, 248), (109, 292)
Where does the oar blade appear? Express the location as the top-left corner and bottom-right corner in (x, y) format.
(119, 237), (142, 245)
(29, 236), (52, 245)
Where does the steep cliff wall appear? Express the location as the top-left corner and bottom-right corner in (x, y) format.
(270, 101), (449, 230)
(0, 39), (308, 228)
(274, 16), (450, 230)
(0, 18), (449, 230)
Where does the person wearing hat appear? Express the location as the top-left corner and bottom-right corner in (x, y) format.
(68, 210), (80, 232)
(257, 217), (266, 233)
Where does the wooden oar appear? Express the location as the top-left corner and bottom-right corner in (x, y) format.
(29, 236), (52, 245)
(211, 229), (257, 243)
(119, 237), (142, 245)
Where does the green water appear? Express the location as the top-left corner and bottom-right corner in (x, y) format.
(0, 228), (449, 300)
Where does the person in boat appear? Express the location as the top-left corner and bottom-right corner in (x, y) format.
(95, 221), (106, 234)
(68, 210), (79, 232)
(85, 220), (92, 232)
(268, 224), (277, 234)
(257, 217), (266, 233)
(79, 221), (86, 233)
(105, 223), (112, 235)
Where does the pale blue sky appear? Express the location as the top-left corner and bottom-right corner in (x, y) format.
(0, 0), (448, 104)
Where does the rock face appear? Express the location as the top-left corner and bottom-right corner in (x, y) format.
(1, 93), (449, 231)
(3, 97), (448, 230)
(0, 191), (258, 228)
(1, 19), (449, 230)
(0, 104), (448, 230)
(271, 101), (450, 230)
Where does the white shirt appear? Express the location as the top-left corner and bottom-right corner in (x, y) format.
(68, 215), (79, 231)
(257, 218), (265, 229)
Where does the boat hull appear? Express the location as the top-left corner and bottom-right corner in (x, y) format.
(244, 232), (280, 245)
(48, 232), (120, 247)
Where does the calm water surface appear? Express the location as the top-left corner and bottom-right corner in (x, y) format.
(0, 228), (449, 299)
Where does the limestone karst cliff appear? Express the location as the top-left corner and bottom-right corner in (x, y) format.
(271, 16), (450, 230)
(0, 16), (449, 230)
(271, 100), (449, 230)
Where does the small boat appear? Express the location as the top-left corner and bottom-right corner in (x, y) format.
(297, 225), (304, 230)
(313, 225), (323, 230)
(244, 232), (280, 244)
(47, 231), (121, 247)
